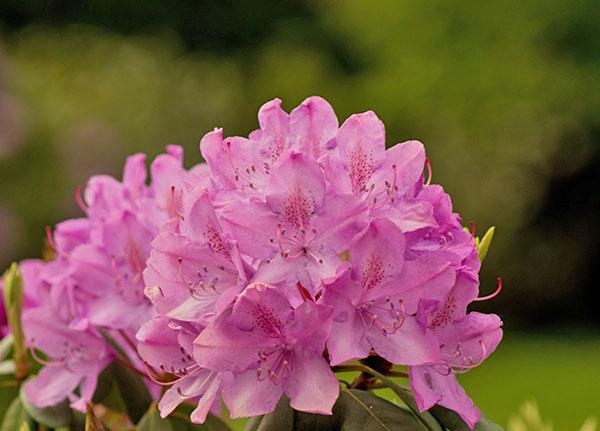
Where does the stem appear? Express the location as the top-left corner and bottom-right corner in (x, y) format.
(332, 364), (408, 377)
(115, 355), (147, 378)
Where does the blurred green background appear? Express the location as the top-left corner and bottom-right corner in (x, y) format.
(0, 1), (598, 428)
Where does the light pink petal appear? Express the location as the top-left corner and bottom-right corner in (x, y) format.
(266, 152), (326, 229)
(441, 312), (503, 370)
(323, 278), (370, 365)
(87, 294), (151, 329)
(350, 219), (405, 290)
(409, 366), (480, 429)
(193, 311), (276, 372)
(368, 315), (440, 366)
(393, 255), (456, 314)
(136, 317), (191, 371)
(257, 98), (291, 160)
(333, 111), (386, 193)
(158, 370), (215, 418)
(123, 153), (147, 195)
(232, 282), (293, 333)
(24, 366), (80, 408)
(223, 369), (284, 418)
(290, 96), (338, 159)
(283, 350), (339, 415)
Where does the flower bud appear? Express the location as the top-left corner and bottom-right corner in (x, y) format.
(2, 262), (29, 380)
(477, 226), (495, 263)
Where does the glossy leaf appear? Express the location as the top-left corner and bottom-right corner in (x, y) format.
(244, 389), (423, 431)
(0, 397), (33, 431)
(358, 365), (442, 431)
(19, 384), (73, 428)
(170, 404), (233, 431)
(108, 361), (152, 424)
(138, 403), (174, 431)
(429, 405), (504, 431)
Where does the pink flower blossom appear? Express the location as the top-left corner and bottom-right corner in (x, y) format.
(194, 282), (339, 417)
(409, 272), (503, 428)
(21, 146), (198, 411)
(137, 96), (502, 428)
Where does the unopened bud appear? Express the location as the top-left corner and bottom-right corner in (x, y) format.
(2, 263), (29, 380)
(477, 226), (495, 263)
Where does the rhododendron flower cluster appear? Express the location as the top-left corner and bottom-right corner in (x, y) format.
(11, 96), (503, 430)
(17, 146), (204, 410)
(138, 97), (503, 428)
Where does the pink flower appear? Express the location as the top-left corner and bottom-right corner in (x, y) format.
(323, 219), (454, 366)
(128, 96), (502, 427)
(409, 272), (503, 428)
(21, 146), (198, 410)
(194, 282), (339, 417)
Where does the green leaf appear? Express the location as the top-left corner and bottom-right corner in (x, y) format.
(169, 404), (233, 431)
(19, 422), (31, 431)
(203, 414), (235, 431)
(243, 397), (294, 431)
(107, 361), (152, 424)
(0, 374), (20, 423)
(19, 383), (73, 428)
(0, 397), (33, 431)
(429, 405), (504, 431)
(358, 365), (442, 431)
(138, 403), (174, 431)
(244, 390), (423, 431)
(477, 226), (495, 263)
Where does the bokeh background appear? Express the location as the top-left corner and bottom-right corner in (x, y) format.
(0, 1), (598, 428)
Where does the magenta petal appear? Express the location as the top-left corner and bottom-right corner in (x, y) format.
(24, 366), (81, 408)
(368, 315), (440, 366)
(283, 350), (339, 415)
(409, 366), (480, 430)
(266, 152), (326, 229)
(223, 370), (284, 418)
(350, 219), (405, 290)
(290, 96), (339, 159)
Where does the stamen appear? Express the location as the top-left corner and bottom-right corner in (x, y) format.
(30, 347), (65, 367)
(296, 282), (314, 302)
(74, 186), (88, 213)
(169, 186), (185, 220)
(143, 361), (182, 386)
(473, 277), (502, 302)
(452, 340), (487, 373)
(45, 226), (57, 252)
(425, 157), (432, 186)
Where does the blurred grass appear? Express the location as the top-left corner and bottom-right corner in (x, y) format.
(224, 332), (600, 431)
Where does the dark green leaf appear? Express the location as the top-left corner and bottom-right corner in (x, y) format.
(168, 404), (233, 431)
(244, 389), (423, 431)
(358, 365), (442, 431)
(0, 397), (33, 431)
(203, 414), (235, 431)
(0, 374), (19, 424)
(138, 403), (174, 431)
(429, 405), (504, 431)
(109, 361), (152, 424)
(243, 397), (294, 431)
(19, 384), (73, 428)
